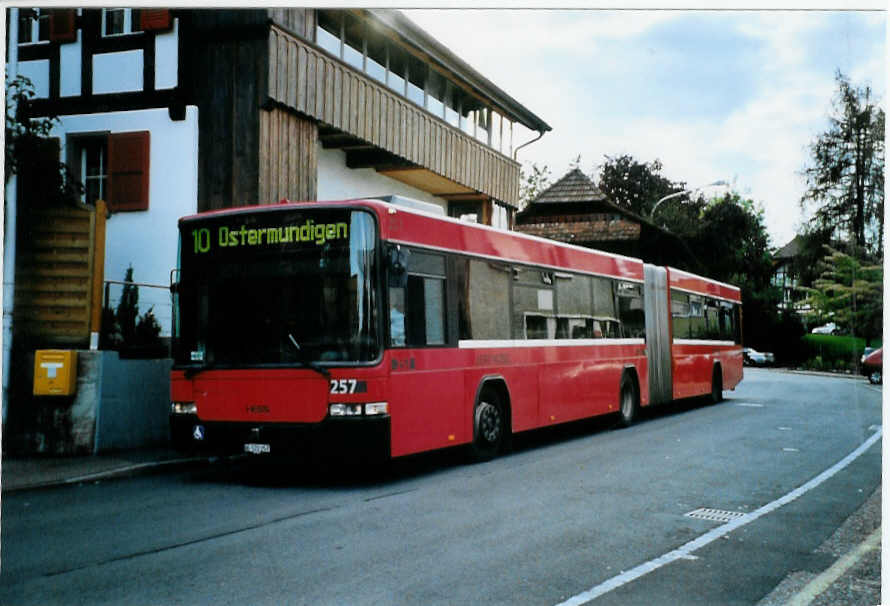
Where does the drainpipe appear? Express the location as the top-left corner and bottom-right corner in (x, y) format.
(512, 130), (546, 161)
(3, 9), (20, 428)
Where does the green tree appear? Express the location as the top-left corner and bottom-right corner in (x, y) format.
(689, 194), (774, 288)
(5, 74), (82, 204)
(596, 154), (682, 217)
(801, 71), (885, 256)
(518, 162), (553, 209)
(689, 194), (787, 354)
(801, 246), (882, 345)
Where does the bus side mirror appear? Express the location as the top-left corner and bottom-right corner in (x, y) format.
(387, 245), (408, 287)
(169, 268), (180, 294)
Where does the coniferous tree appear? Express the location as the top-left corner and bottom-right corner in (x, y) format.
(801, 71), (884, 256)
(802, 246), (882, 345)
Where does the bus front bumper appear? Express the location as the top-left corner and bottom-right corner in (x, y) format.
(169, 414), (391, 464)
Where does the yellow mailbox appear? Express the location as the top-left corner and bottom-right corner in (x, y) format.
(33, 350), (78, 396)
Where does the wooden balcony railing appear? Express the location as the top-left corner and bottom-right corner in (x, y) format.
(266, 25), (520, 205)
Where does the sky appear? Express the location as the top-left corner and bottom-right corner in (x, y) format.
(403, 8), (886, 248)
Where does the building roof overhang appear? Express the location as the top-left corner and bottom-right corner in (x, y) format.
(364, 9), (551, 134)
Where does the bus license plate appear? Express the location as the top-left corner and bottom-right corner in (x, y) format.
(244, 443), (271, 454)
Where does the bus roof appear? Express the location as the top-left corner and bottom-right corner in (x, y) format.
(180, 199), (750, 287)
(667, 267), (742, 303)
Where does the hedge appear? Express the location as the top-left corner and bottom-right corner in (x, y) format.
(801, 334), (872, 370)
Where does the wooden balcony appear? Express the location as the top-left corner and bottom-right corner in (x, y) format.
(266, 25), (520, 206)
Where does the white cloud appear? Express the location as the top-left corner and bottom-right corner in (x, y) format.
(403, 9), (884, 246)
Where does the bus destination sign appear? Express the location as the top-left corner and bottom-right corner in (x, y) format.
(188, 218), (349, 255)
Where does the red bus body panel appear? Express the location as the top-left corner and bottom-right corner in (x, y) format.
(386, 343), (647, 457)
(171, 201), (743, 460)
(667, 267), (743, 400)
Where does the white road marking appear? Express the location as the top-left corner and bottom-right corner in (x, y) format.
(736, 402), (764, 408)
(783, 526), (881, 606)
(554, 428), (882, 606)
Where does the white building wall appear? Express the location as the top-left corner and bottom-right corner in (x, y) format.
(17, 59), (50, 97)
(60, 31), (82, 97)
(155, 19), (179, 90)
(93, 51), (144, 94)
(316, 146), (448, 212)
(50, 106), (199, 336)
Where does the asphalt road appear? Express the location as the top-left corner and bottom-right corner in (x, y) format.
(1, 368), (881, 605)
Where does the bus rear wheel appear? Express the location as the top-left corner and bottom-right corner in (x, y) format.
(711, 366), (724, 403)
(470, 390), (504, 461)
(617, 375), (638, 428)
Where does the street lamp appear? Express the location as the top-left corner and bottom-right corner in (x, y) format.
(649, 180), (729, 220)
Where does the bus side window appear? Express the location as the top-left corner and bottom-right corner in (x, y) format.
(671, 291), (690, 339)
(704, 299), (721, 339)
(405, 275), (445, 346)
(617, 281), (646, 339)
(400, 250), (446, 347)
(592, 277), (617, 338)
(463, 259), (511, 340)
(389, 286), (406, 347)
(688, 294), (706, 339)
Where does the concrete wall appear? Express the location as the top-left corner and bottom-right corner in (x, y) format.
(93, 353), (171, 452)
(7, 350), (172, 455)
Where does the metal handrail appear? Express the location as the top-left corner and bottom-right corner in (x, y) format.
(104, 279), (169, 289)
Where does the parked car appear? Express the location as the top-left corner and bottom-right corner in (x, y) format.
(743, 348), (775, 366)
(861, 347), (882, 384)
(811, 322), (837, 335)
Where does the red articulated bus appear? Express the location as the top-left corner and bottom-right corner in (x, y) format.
(169, 196), (742, 463)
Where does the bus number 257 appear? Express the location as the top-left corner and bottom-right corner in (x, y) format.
(330, 379), (367, 394)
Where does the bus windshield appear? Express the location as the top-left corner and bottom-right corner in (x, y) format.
(174, 208), (379, 367)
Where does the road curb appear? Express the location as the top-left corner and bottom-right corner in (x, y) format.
(2, 456), (212, 494)
(776, 369), (869, 381)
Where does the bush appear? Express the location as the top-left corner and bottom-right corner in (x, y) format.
(100, 266), (163, 355)
(801, 334), (865, 370)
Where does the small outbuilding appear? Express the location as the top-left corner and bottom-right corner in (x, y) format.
(514, 168), (701, 270)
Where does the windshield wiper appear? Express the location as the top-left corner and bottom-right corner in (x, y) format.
(288, 333), (331, 379)
(183, 366), (204, 379)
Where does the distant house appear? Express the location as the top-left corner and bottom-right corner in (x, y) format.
(7, 7), (551, 343)
(772, 235), (809, 314)
(514, 168), (700, 270)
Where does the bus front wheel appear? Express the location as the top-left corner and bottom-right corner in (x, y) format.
(470, 390), (504, 461)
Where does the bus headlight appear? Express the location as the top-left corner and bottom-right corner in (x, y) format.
(328, 403), (389, 417)
(329, 403), (362, 417)
(171, 402), (197, 415)
(363, 402), (389, 416)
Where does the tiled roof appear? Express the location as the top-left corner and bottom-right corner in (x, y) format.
(774, 235), (803, 259)
(515, 217), (641, 243)
(531, 168), (607, 204)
